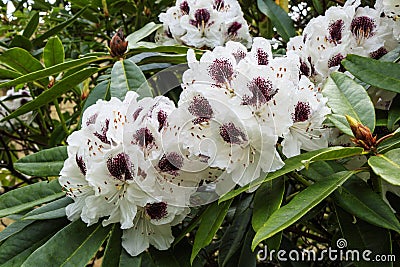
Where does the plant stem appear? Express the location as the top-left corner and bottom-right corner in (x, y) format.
(54, 98), (69, 136)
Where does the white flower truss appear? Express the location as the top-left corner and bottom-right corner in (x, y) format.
(60, 38), (332, 259)
(287, 0), (399, 84)
(0, 88), (33, 127)
(156, 0), (252, 49)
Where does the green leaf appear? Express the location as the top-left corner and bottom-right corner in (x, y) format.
(1, 67), (98, 122)
(43, 36), (64, 68)
(388, 95), (400, 130)
(335, 206), (393, 267)
(301, 146), (363, 169)
(0, 180), (64, 218)
(0, 56), (99, 88)
(14, 146), (67, 177)
(32, 7), (89, 46)
(368, 148), (400, 185)
(119, 250), (156, 267)
(323, 72), (376, 134)
(312, 0), (324, 14)
(0, 218), (69, 266)
(102, 225), (123, 267)
(237, 229), (257, 267)
(126, 22), (162, 49)
(0, 47), (43, 74)
(334, 177), (400, 233)
(251, 170), (356, 250)
(22, 197), (72, 220)
(219, 196), (252, 267)
(219, 147), (363, 202)
(342, 54), (400, 94)
(0, 68), (20, 79)
(23, 12), (39, 39)
(191, 199), (233, 264)
(81, 79), (111, 116)
(377, 131), (400, 153)
(22, 220), (112, 267)
(110, 59), (151, 100)
(257, 0), (295, 42)
(252, 177), (284, 232)
(9, 35), (33, 51)
(0, 220), (34, 243)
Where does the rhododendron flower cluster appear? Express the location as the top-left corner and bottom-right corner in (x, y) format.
(60, 37), (332, 255)
(287, 0), (399, 85)
(156, 0), (252, 49)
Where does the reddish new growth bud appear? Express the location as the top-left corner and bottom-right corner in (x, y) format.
(110, 28), (128, 58)
(346, 115), (377, 152)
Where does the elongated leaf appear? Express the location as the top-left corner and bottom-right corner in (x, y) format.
(0, 218), (69, 266)
(252, 171), (356, 250)
(378, 131), (400, 153)
(102, 225), (123, 267)
(335, 206), (393, 267)
(302, 147), (363, 168)
(0, 47), (43, 74)
(0, 180), (64, 218)
(257, 0), (295, 42)
(252, 177), (284, 232)
(126, 22), (162, 49)
(368, 148), (400, 185)
(14, 146), (67, 176)
(342, 54), (400, 93)
(323, 72), (376, 134)
(237, 228), (256, 267)
(9, 35), (33, 51)
(0, 68), (20, 79)
(219, 196), (252, 267)
(22, 220), (112, 267)
(191, 199), (233, 264)
(23, 12), (39, 38)
(110, 59), (151, 100)
(119, 250), (156, 267)
(388, 95), (400, 130)
(0, 220), (34, 243)
(219, 147), (363, 202)
(1, 67), (98, 121)
(44, 36), (64, 68)
(22, 197), (72, 220)
(334, 178), (400, 233)
(32, 7), (88, 46)
(0, 56), (98, 88)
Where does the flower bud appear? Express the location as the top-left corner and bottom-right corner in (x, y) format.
(346, 115), (377, 151)
(110, 28), (128, 58)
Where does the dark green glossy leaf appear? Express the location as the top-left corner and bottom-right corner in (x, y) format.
(22, 197), (72, 220)
(378, 130), (400, 153)
(1, 67), (98, 121)
(219, 147), (363, 202)
(323, 72), (375, 134)
(102, 224), (123, 267)
(119, 250), (156, 267)
(191, 199), (233, 263)
(43, 36), (64, 67)
(0, 218), (69, 266)
(23, 12), (39, 39)
(14, 146), (67, 177)
(334, 178), (400, 233)
(388, 95), (400, 130)
(0, 220), (34, 243)
(237, 228), (257, 267)
(342, 54), (400, 94)
(252, 171), (356, 250)
(22, 220), (112, 267)
(9, 35), (33, 51)
(81, 79), (111, 116)
(0, 180), (64, 218)
(368, 148), (400, 185)
(0, 68), (20, 79)
(110, 59), (151, 100)
(0, 56), (99, 88)
(257, 0), (295, 42)
(0, 47), (43, 74)
(335, 206), (393, 267)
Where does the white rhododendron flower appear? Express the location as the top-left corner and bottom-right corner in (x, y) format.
(156, 0), (252, 48)
(287, 0), (399, 84)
